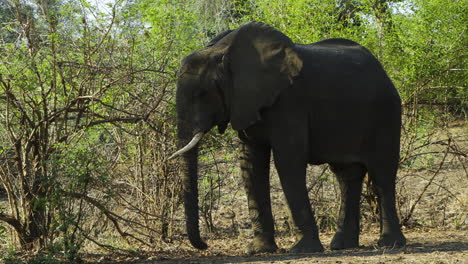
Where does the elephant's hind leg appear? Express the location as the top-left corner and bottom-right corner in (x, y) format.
(368, 161), (406, 248)
(329, 163), (366, 250)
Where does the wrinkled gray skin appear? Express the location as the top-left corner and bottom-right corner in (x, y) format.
(175, 22), (406, 254)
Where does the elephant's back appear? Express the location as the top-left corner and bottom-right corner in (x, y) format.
(294, 40), (399, 103)
(305, 38), (362, 47)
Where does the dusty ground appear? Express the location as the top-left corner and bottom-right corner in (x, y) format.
(91, 229), (467, 263)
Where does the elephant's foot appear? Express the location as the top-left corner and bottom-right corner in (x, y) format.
(330, 231), (359, 250)
(245, 236), (278, 255)
(289, 235), (324, 253)
(377, 231), (406, 248)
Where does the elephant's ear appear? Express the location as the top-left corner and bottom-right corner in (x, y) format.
(227, 22), (303, 130)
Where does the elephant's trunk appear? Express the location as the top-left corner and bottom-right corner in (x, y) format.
(177, 121), (208, 250)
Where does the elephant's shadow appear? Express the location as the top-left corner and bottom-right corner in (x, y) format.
(143, 240), (467, 264)
(216, 242), (467, 263)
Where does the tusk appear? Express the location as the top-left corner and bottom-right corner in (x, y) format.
(168, 132), (204, 160)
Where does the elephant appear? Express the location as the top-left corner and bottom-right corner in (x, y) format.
(170, 21), (406, 253)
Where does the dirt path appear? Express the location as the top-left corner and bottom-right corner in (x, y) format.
(95, 229), (467, 264)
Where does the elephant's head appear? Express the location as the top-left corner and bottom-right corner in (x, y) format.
(170, 22), (303, 249)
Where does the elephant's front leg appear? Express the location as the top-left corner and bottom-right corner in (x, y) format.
(273, 150), (324, 253)
(239, 141), (278, 254)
